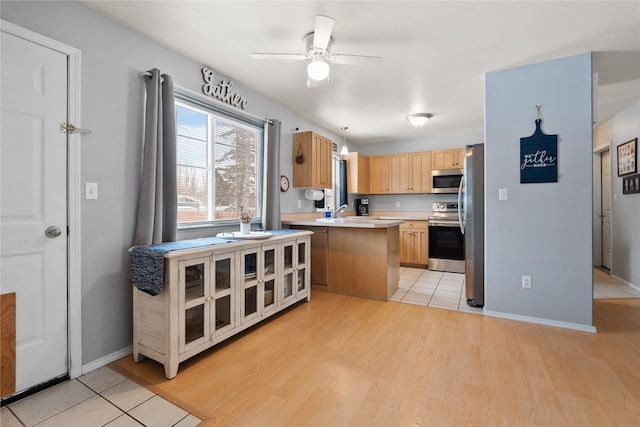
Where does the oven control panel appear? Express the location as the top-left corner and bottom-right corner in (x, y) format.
(432, 202), (459, 212)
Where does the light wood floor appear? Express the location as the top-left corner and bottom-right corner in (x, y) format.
(111, 290), (640, 426)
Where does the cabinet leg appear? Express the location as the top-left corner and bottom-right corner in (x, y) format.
(165, 362), (178, 379)
(133, 346), (143, 362)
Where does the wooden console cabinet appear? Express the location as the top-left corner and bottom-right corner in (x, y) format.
(133, 232), (311, 379)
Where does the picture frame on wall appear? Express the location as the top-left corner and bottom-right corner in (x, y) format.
(617, 138), (637, 176)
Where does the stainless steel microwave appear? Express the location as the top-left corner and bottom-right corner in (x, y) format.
(431, 168), (463, 193)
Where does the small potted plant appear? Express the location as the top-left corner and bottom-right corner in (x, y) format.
(238, 206), (252, 235)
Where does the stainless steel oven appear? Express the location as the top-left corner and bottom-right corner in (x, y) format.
(428, 202), (465, 273)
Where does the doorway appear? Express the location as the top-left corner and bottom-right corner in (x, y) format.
(600, 149), (612, 269)
(1, 20), (82, 398)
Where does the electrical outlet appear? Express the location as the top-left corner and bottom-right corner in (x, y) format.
(297, 200), (301, 209)
(522, 276), (532, 289)
(395, 201), (400, 208)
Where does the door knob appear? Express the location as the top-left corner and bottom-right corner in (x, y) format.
(45, 226), (62, 238)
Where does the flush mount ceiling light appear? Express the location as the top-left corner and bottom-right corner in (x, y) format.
(307, 58), (330, 81)
(407, 113), (433, 127)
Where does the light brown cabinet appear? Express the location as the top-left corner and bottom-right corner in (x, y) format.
(342, 152), (370, 194)
(389, 152), (431, 193)
(369, 155), (390, 194)
(292, 131), (333, 189)
(431, 148), (464, 170)
(399, 221), (428, 267)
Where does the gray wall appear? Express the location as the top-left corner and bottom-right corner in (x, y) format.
(594, 101), (640, 287)
(1, 1), (347, 366)
(484, 53), (594, 328)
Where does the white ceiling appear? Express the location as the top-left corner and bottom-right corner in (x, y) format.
(83, 1), (640, 145)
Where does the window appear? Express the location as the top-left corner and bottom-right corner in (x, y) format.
(175, 93), (264, 227)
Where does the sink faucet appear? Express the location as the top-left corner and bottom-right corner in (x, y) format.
(335, 204), (348, 218)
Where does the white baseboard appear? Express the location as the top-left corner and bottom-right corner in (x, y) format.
(483, 309), (597, 334)
(611, 274), (640, 292)
(79, 345), (133, 377)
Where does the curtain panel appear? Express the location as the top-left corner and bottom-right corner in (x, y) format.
(133, 69), (177, 246)
(262, 119), (281, 230)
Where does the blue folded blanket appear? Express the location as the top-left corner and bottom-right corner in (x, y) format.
(130, 237), (234, 296)
(129, 230), (301, 296)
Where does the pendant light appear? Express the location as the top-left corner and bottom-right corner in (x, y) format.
(340, 126), (349, 155)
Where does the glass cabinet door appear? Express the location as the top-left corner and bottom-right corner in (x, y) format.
(281, 242), (295, 303)
(213, 252), (234, 334)
(297, 240), (308, 293)
(241, 248), (260, 323)
(263, 244), (277, 313)
(179, 256), (211, 351)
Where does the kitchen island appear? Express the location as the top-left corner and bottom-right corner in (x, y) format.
(285, 217), (402, 301)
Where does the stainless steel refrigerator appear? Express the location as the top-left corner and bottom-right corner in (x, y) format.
(458, 143), (484, 307)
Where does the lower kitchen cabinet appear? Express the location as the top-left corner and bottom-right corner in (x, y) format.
(132, 232), (311, 379)
(400, 221), (429, 267)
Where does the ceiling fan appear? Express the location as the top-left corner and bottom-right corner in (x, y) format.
(251, 15), (382, 87)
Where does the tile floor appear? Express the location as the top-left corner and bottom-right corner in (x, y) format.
(392, 267), (484, 314)
(392, 267), (640, 313)
(3, 268), (637, 426)
(593, 267), (640, 298)
(1, 366), (200, 427)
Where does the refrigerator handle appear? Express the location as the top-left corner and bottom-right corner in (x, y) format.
(457, 176), (465, 234)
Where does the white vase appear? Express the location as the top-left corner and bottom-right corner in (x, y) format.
(240, 222), (251, 235)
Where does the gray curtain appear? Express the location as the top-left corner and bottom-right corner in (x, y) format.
(262, 119), (281, 230)
(133, 69), (177, 245)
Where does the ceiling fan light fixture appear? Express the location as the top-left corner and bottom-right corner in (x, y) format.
(407, 113), (433, 127)
(307, 59), (330, 81)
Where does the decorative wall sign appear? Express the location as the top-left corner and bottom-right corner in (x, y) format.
(201, 67), (248, 110)
(520, 115), (558, 184)
(617, 138), (637, 177)
(622, 174), (640, 195)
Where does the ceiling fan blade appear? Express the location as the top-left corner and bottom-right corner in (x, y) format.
(251, 53), (308, 61)
(313, 15), (334, 49)
(329, 54), (382, 65)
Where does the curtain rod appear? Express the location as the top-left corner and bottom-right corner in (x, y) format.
(139, 72), (273, 125)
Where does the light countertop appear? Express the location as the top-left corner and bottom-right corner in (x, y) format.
(283, 217), (404, 228)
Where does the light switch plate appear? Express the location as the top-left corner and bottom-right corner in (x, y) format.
(499, 188), (508, 201)
(86, 182), (98, 200)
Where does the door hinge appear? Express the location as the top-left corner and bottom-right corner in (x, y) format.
(60, 123), (92, 135)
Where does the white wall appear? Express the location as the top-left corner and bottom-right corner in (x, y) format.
(594, 101), (640, 287)
(484, 53), (594, 330)
(1, 1), (345, 365)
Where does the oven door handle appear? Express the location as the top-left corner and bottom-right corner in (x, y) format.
(429, 221), (461, 227)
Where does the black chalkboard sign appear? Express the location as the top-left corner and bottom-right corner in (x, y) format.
(520, 119), (558, 183)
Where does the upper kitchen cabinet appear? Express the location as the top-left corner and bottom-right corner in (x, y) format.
(369, 155), (390, 194)
(431, 148), (464, 170)
(389, 151), (431, 193)
(342, 152), (370, 194)
(292, 131), (333, 189)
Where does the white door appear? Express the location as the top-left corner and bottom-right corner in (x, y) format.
(601, 150), (612, 269)
(1, 31), (68, 393)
